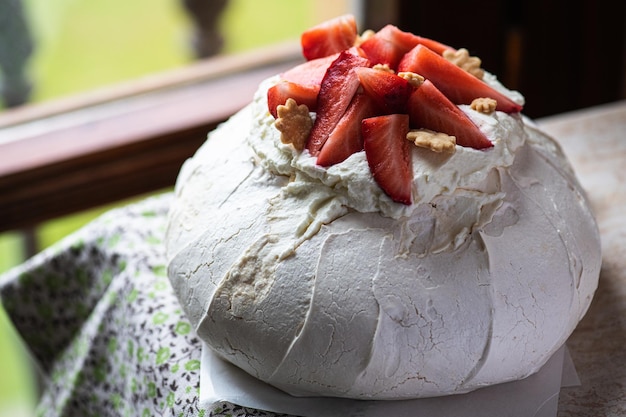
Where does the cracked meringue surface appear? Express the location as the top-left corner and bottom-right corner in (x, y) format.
(165, 75), (600, 399)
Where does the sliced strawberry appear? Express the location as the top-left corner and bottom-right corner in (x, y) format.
(362, 114), (413, 205)
(267, 81), (319, 118)
(396, 45), (421, 73)
(346, 45), (368, 58)
(407, 80), (492, 149)
(354, 67), (414, 114)
(379, 25), (453, 55)
(306, 50), (370, 156)
(281, 53), (339, 87)
(316, 93), (377, 166)
(301, 15), (358, 61)
(359, 32), (406, 70)
(400, 45), (523, 113)
(360, 24), (454, 69)
(280, 46), (366, 86)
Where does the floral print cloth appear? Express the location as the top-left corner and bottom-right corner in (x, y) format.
(0, 194), (289, 417)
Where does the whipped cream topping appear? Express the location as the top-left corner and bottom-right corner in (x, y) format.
(249, 74), (526, 252)
(165, 68), (600, 400)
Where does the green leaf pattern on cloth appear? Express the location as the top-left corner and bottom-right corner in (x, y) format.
(0, 194), (291, 417)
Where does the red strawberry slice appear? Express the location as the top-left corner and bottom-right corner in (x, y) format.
(354, 67), (414, 114)
(408, 80), (493, 149)
(306, 50), (370, 156)
(359, 32), (405, 70)
(399, 45), (523, 113)
(362, 114), (413, 205)
(360, 24), (453, 70)
(281, 53), (339, 87)
(267, 81), (319, 118)
(316, 93), (377, 166)
(379, 24), (453, 55)
(301, 15), (358, 61)
(396, 46), (421, 73)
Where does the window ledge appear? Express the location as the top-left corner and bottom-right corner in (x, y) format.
(0, 41), (302, 232)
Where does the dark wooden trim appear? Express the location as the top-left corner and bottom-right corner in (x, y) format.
(0, 41), (303, 232)
(396, 0), (626, 118)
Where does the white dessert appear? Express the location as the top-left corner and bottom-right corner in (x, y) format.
(165, 46), (600, 399)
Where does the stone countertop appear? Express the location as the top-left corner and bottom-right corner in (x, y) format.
(538, 101), (626, 417)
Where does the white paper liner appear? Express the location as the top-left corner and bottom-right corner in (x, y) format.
(199, 343), (579, 417)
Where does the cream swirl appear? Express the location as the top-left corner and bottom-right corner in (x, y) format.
(247, 74), (527, 252)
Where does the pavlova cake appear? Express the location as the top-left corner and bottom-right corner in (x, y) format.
(165, 15), (601, 400)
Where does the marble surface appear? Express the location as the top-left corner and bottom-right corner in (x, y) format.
(538, 100), (626, 416)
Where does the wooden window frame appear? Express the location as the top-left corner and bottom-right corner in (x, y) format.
(4, 0), (621, 234)
(0, 0), (402, 234)
(0, 41), (303, 233)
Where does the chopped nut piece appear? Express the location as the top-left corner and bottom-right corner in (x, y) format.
(398, 71), (425, 88)
(274, 98), (313, 151)
(407, 129), (456, 154)
(471, 97), (498, 114)
(372, 63), (395, 73)
(443, 48), (485, 79)
(355, 29), (375, 46)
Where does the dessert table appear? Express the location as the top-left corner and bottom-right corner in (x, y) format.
(1, 100), (625, 417)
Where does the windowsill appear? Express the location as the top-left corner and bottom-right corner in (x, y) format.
(0, 41), (303, 233)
